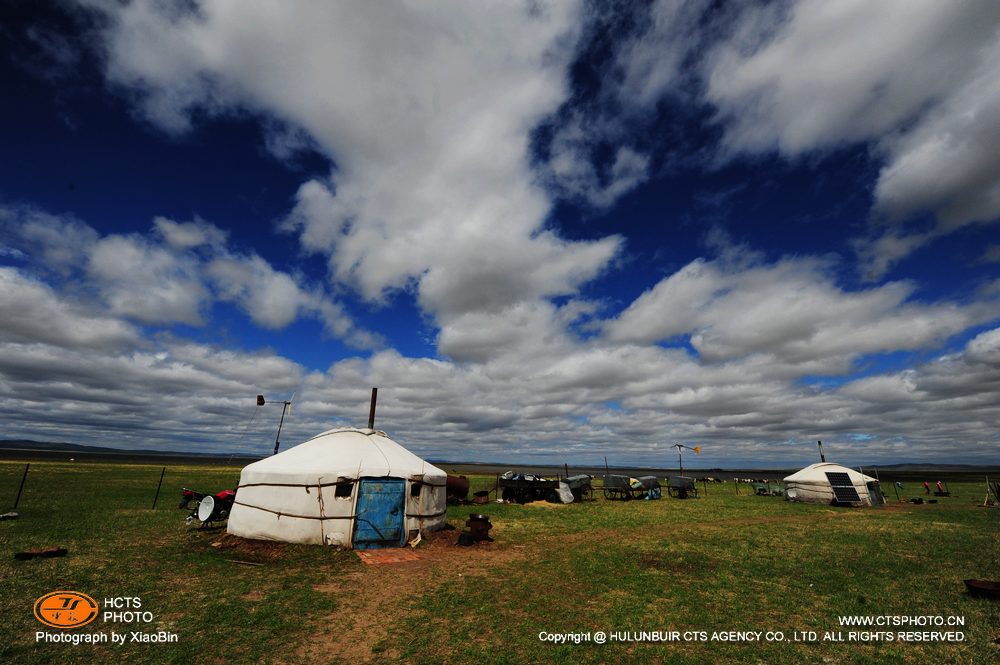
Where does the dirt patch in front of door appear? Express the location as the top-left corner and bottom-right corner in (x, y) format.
(291, 528), (529, 664)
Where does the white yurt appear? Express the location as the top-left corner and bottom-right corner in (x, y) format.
(784, 462), (884, 507)
(227, 427), (448, 548)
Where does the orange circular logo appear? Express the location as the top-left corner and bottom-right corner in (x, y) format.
(33, 591), (99, 629)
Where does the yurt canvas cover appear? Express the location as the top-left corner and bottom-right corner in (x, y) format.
(784, 462), (884, 507)
(228, 428), (447, 548)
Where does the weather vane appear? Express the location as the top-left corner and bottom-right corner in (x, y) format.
(672, 443), (700, 477)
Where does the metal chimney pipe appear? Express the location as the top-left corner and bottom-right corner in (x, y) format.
(817, 440), (826, 463)
(367, 387), (378, 429)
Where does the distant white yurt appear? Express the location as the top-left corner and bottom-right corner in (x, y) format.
(227, 428), (447, 548)
(784, 463), (884, 507)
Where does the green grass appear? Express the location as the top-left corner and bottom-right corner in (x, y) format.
(0, 460), (349, 664)
(1, 460), (998, 664)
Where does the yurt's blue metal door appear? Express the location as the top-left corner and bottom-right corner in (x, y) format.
(353, 479), (406, 549)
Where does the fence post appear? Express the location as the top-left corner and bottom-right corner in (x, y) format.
(14, 463), (30, 509)
(151, 467), (167, 509)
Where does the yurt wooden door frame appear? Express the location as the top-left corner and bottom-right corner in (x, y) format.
(352, 478), (407, 549)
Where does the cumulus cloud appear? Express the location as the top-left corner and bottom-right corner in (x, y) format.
(3, 207), (377, 346)
(5, 1), (998, 466)
(534, 0), (712, 208)
(831, 326), (1000, 459)
(77, 0), (621, 326)
(0, 334), (309, 453)
(207, 255), (303, 329)
(87, 232), (209, 325)
(204, 252), (378, 347)
(873, 39), (1000, 229)
(982, 245), (1000, 264)
(703, 0), (1000, 273)
(0, 205), (98, 275)
(154, 216), (228, 250)
(544, 127), (652, 208)
(614, 0), (708, 109)
(605, 253), (996, 369)
(3, 245), (1000, 464)
(0, 267), (138, 350)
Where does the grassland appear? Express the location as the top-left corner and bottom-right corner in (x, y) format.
(1, 459), (997, 664)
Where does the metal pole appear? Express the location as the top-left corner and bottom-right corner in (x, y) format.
(151, 467), (166, 509)
(13, 463), (30, 509)
(273, 402), (288, 456)
(367, 387), (378, 429)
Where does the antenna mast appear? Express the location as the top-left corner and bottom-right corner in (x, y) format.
(257, 394), (293, 456)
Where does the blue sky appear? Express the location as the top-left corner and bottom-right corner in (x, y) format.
(1, 0), (999, 468)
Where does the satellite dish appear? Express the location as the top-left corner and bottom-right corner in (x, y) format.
(197, 495), (216, 522)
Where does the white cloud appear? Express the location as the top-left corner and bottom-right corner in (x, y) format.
(982, 245), (1000, 264)
(851, 230), (937, 283)
(535, 0), (716, 208)
(205, 252), (377, 347)
(706, 0), (999, 155)
(615, 0), (709, 109)
(0, 267), (138, 350)
(5, 2), (997, 466)
(79, 0), (627, 335)
(544, 128), (652, 208)
(3, 250), (999, 464)
(436, 301), (571, 364)
(207, 255), (304, 330)
(873, 38), (1000, 229)
(87, 232), (209, 325)
(1, 205), (98, 275)
(703, 0), (1000, 272)
(4, 208), (377, 346)
(605, 253), (995, 367)
(154, 216), (228, 250)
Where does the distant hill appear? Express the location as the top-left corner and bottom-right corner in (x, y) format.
(0, 439), (253, 460)
(1, 439), (129, 453)
(862, 462), (999, 472)
(3, 440), (997, 474)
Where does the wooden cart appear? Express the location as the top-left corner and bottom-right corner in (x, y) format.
(602, 475), (660, 500)
(499, 477), (560, 504)
(667, 476), (699, 499)
(498, 474), (595, 503)
(564, 474), (594, 502)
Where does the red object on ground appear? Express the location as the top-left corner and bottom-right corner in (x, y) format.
(355, 549), (421, 565)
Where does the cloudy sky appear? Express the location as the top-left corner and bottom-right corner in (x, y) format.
(2, 0), (999, 468)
